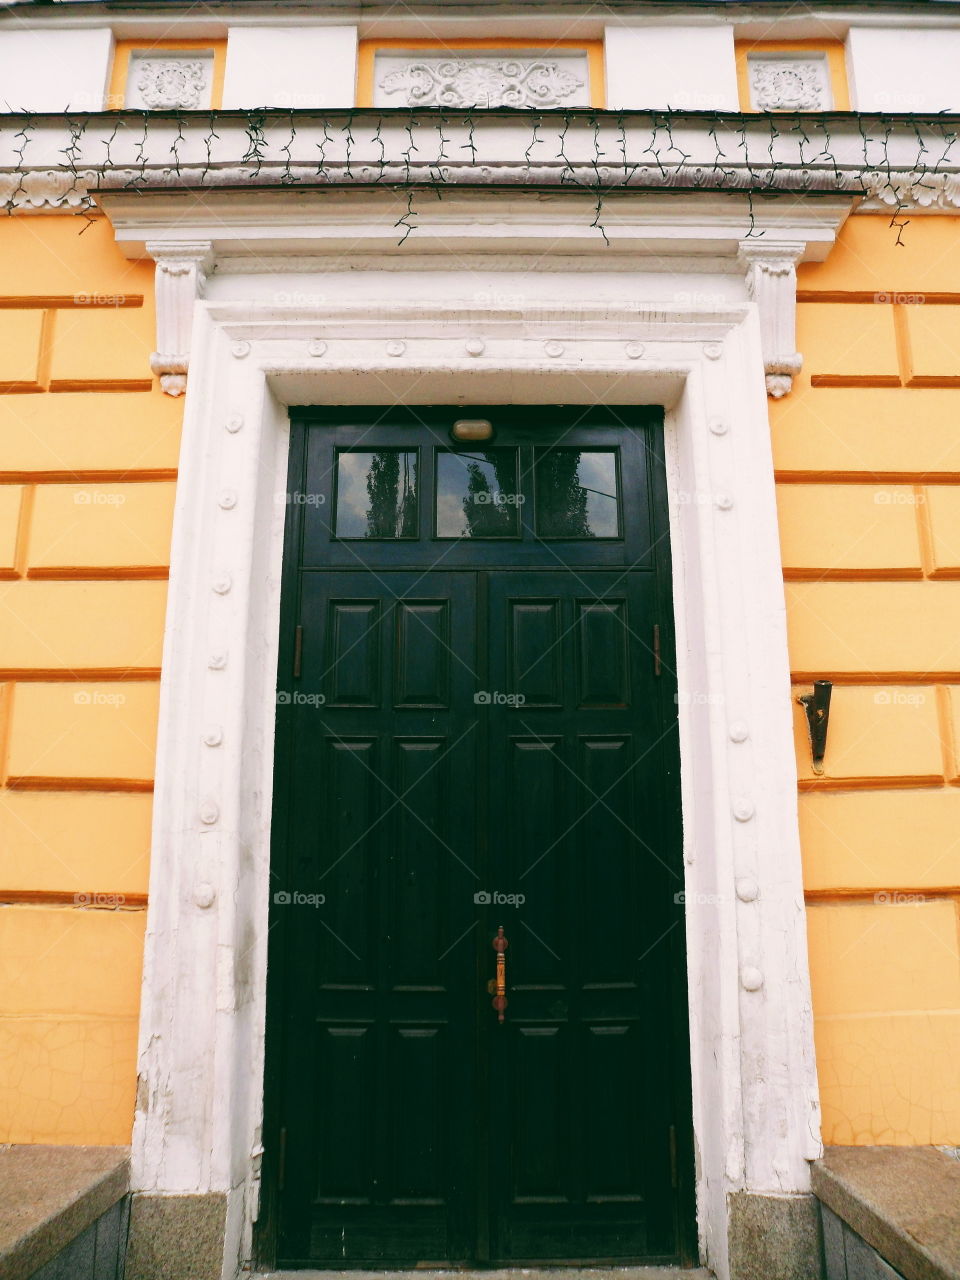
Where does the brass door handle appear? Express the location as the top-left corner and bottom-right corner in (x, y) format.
(488, 925), (508, 1022)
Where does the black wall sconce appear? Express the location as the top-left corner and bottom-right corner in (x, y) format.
(797, 680), (832, 776)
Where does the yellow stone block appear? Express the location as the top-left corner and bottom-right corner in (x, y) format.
(28, 482), (175, 572)
(0, 311), (44, 391)
(797, 214), (960, 295)
(48, 305), (154, 387)
(815, 1012), (960, 1145)
(925, 486), (960, 575)
(0, 214), (155, 298)
(793, 685), (942, 783)
(776, 484), (922, 575)
(6, 682), (159, 783)
(0, 486), (22, 575)
(786, 582), (960, 676)
(0, 581), (166, 671)
(800, 789), (960, 892)
(0, 392), (180, 477)
(0, 791), (151, 894)
(796, 302), (900, 382)
(902, 305), (960, 382)
(0, 906), (145, 1017)
(0, 1015), (137, 1144)
(807, 900), (960, 1017)
(771, 388), (960, 478)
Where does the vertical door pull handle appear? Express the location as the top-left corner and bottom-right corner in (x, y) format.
(490, 925), (509, 1023)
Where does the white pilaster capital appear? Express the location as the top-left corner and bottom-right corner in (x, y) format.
(738, 240), (806, 399)
(145, 240), (215, 396)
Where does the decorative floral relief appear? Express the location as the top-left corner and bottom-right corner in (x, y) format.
(749, 58), (831, 112)
(377, 57), (588, 109)
(128, 56), (212, 110)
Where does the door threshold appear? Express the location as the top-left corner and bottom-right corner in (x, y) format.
(254, 1270), (714, 1279)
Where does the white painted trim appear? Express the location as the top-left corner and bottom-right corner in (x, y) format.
(132, 258), (821, 1279)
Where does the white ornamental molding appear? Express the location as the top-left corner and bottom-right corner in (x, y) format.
(0, 169), (95, 212)
(748, 56), (831, 112)
(126, 54), (214, 111)
(738, 240), (805, 398)
(376, 56), (589, 109)
(860, 169), (960, 210)
(146, 240), (214, 396)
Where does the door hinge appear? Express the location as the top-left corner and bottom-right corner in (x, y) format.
(653, 623), (662, 677)
(668, 1123), (678, 1189)
(292, 625), (303, 679)
(278, 1126), (287, 1192)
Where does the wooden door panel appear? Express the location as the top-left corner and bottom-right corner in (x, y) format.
(275, 570), (478, 1266)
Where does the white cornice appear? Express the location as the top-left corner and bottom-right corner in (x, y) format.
(100, 189), (852, 262)
(0, 111), (957, 213)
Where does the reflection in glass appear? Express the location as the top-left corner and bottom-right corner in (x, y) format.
(335, 450), (418, 538)
(534, 449), (620, 538)
(436, 449), (521, 538)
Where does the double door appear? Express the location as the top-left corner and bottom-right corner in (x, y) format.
(264, 408), (695, 1268)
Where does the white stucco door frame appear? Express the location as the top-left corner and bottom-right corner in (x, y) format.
(108, 190), (848, 1280)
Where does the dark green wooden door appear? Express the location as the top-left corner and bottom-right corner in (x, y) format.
(264, 408), (695, 1269)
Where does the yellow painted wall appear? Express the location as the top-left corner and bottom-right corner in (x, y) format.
(777, 213), (960, 1145)
(0, 215), (181, 1144)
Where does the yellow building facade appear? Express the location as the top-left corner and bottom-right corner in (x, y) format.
(2, 7), (960, 1279)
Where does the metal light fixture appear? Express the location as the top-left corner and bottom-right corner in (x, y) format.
(451, 418), (494, 442)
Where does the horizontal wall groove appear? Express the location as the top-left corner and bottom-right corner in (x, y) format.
(782, 568), (925, 581)
(906, 376), (960, 388)
(0, 297), (144, 309)
(809, 375), (903, 388)
(798, 774), (945, 792)
(26, 567), (170, 581)
(797, 291), (960, 304)
(0, 471), (178, 484)
(5, 776), (154, 793)
(0, 889), (148, 908)
(48, 380), (153, 394)
(792, 671), (960, 685)
(776, 471), (960, 484)
(805, 888), (960, 903)
(0, 668), (160, 681)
